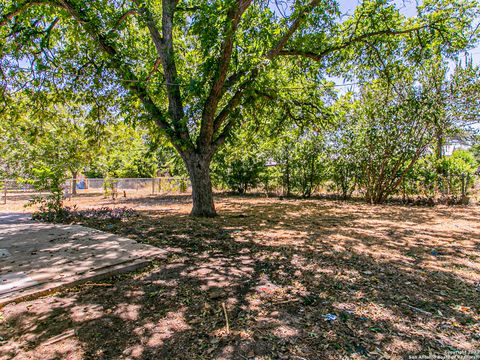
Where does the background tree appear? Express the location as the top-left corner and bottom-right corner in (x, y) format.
(85, 123), (158, 179)
(212, 132), (267, 194)
(326, 100), (362, 200)
(352, 79), (437, 204)
(0, 90), (95, 184)
(414, 59), (480, 161)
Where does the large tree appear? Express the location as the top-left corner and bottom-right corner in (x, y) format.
(1, 0), (478, 216)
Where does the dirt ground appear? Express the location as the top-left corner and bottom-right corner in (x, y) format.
(1, 193), (479, 359)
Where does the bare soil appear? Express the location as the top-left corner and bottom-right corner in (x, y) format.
(1, 194), (479, 359)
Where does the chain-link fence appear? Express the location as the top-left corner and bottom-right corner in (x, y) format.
(3, 173), (477, 206)
(0, 179), (38, 205)
(1, 177), (191, 205)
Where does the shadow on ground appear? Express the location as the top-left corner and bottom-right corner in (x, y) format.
(1, 197), (479, 359)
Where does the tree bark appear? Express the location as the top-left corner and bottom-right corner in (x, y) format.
(184, 153), (216, 217)
(71, 171), (78, 195)
(435, 130), (444, 160)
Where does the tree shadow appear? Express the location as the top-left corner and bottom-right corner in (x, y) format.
(1, 197), (479, 359)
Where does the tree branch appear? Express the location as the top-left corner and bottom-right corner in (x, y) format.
(218, 0), (320, 104)
(40, 16), (60, 48)
(134, 0), (190, 144)
(207, 0), (322, 149)
(212, 69), (260, 148)
(277, 23), (440, 62)
(266, 0), (320, 59)
(0, 0), (63, 27)
(145, 57), (162, 81)
(207, 0), (321, 148)
(114, 9), (138, 29)
(55, 0), (184, 147)
(160, 0), (185, 121)
(199, 0), (252, 148)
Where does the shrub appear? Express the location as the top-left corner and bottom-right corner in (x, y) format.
(213, 150), (266, 194)
(436, 150), (477, 197)
(27, 165), (67, 221)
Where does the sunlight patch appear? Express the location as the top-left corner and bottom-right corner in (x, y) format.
(0, 272), (38, 297)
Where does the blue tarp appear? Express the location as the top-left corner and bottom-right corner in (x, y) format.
(76, 180), (85, 189)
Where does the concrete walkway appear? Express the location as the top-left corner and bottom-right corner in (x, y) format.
(0, 213), (166, 307)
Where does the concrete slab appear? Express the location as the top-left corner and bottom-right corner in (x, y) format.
(0, 212), (166, 306)
(0, 272), (38, 294)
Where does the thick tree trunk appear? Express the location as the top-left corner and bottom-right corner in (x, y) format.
(184, 153), (216, 217)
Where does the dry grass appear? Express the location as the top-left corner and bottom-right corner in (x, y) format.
(1, 194), (479, 359)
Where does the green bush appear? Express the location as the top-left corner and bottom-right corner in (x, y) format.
(215, 156), (265, 194)
(436, 150), (477, 196)
(403, 151), (478, 201)
(27, 165), (67, 221)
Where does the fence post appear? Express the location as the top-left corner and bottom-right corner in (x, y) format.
(461, 173), (466, 198)
(152, 178), (155, 195)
